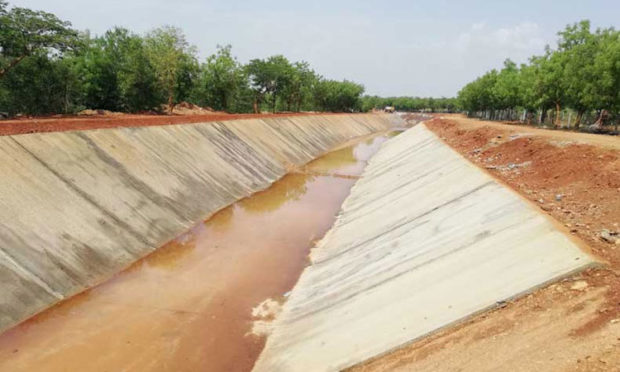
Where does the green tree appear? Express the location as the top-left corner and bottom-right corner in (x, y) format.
(589, 27), (619, 126)
(530, 51), (567, 126)
(557, 21), (599, 127)
(71, 34), (122, 111)
(281, 61), (317, 112)
(361, 95), (383, 112)
(493, 59), (521, 111)
(246, 55), (293, 113)
(174, 51), (200, 104)
(314, 79), (365, 112)
(517, 63), (539, 123)
(0, 1), (78, 78)
(0, 53), (79, 115)
(457, 70), (498, 115)
(194, 45), (247, 111)
(457, 19), (619, 128)
(68, 28), (161, 112)
(144, 26), (196, 112)
(104, 28), (161, 112)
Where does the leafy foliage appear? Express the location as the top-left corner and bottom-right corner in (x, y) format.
(457, 20), (619, 127)
(246, 55), (294, 113)
(144, 26), (197, 111)
(361, 96), (457, 112)
(0, 1), (453, 117)
(314, 80), (365, 112)
(0, 1), (79, 77)
(193, 45), (248, 111)
(0, 53), (78, 115)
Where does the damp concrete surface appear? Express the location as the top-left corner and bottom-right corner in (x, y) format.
(0, 132), (397, 372)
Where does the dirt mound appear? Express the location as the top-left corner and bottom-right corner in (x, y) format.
(401, 113), (432, 124)
(161, 102), (224, 116)
(77, 109), (124, 117)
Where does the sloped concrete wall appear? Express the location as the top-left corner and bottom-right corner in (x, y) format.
(253, 124), (595, 372)
(0, 114), (396, 333)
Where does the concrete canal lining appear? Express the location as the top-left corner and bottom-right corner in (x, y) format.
(0, 113), (397, 334)
(253, 123), (596, 372)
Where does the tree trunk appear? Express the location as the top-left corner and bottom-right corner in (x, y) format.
(594, 110), (608, 127)
(272, 92), (277, 113)
(0, 55), (26, 79)
(167, 89), (174, 114)
(64, 81), (70, 114)
(554, 102), (561, 128)
(253, 98), (260, 114)
(540, 107), (547, 124)
(220, 93), (227, 112)
(574, 110), (584, 129)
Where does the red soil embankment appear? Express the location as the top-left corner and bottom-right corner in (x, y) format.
(0, 112), (332, 136)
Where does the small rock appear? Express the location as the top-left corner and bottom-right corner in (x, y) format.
(555, 194), (563, 202)
(601, 229), (618, 244)
(538, 199), (545, 204)
(570, 280), (588, 291)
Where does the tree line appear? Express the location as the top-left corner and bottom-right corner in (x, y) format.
(0, 1), (367, 116)
(361, 96), (458, 113)
(457, 20), (619, 128)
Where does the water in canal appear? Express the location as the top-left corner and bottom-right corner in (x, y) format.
(0, 132), (397, 372)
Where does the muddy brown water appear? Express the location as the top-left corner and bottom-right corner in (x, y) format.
(0, 132), (397, 372)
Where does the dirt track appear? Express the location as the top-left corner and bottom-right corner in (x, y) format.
(0, 112), (328, 136)
(350, 115), (620, 372)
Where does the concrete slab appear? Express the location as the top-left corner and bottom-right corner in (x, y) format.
(0, 114), (395, 333)
(253, 124), (595, 372)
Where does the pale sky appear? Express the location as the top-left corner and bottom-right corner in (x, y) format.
(9, 0), (620, 97)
